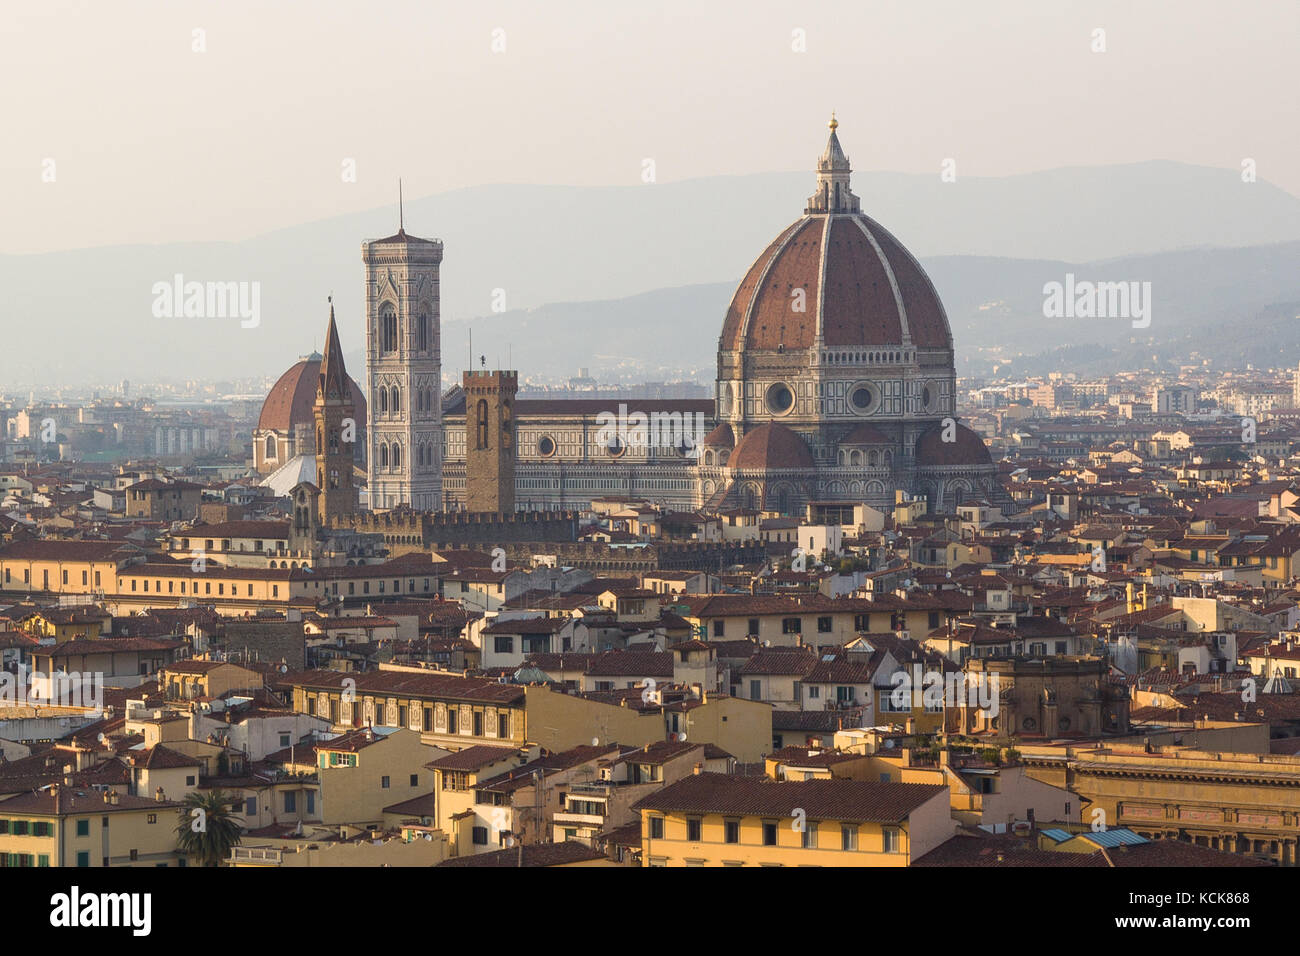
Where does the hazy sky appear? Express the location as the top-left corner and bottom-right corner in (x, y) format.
(4, 0), (1296, 255)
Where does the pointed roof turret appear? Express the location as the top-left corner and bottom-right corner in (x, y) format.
(806, 113), (860, 214)
(317, 298), (350, 404)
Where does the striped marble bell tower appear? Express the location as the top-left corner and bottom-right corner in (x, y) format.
(361, 203), (444, 512)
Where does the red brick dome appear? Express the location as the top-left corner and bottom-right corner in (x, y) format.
(719, 121), (951, 356)
(719, 215), (952, 354)
(258, 355), (366, 433)
(730, 423), (814, 471)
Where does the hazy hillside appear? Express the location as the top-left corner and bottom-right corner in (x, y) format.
(438, 241), (1300, 384)
(2, 161), (1298, 385)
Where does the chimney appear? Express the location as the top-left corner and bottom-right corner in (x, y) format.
(155, 787), (165, 802)
(693, 763), (703, 775)
(110, 791), (120, 805)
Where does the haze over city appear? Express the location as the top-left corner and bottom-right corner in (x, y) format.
(0, 0), (1296, 919)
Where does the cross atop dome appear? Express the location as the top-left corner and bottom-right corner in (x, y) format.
(807, 114), (860, 214)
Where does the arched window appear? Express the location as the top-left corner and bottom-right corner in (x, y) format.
(379, 388), (388, 414)
(391, 386), (401, 414)
(475, 399), (489, 450)
(417, 311), (429, 352)
(392, 444), (402, 471)
(379, 443), (389, 469)
(868, 450), (879, 467)
(381, 304), (398, 353)
(425, 387), (433, 413)
(265, 435), (276, 459)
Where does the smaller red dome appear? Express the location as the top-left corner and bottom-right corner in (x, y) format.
(259, 357), (367, 433)
(840, 423), (891, 446)
(916, 422), (991, 467)
(730, 423), (815, 471)
(700, 423), (735, 448)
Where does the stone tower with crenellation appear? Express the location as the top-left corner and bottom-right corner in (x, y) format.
(463, 369), (517, 513)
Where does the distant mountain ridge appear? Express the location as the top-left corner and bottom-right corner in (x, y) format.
(2, 161), (1298, 385)
(432, 240), (1300, 384)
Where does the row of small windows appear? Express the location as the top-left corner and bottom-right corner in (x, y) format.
(836, 449), (893, 467)
(377, 384), (439, 417)
(375, 441), (438, 474)
(378, 304), (433, 354)
(822, 350), (913, 365)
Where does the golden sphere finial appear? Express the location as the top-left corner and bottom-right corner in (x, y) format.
(829, 111), (838, 131)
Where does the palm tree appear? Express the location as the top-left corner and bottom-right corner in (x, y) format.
(175, 790), (244, 866)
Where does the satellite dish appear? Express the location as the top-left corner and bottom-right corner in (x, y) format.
(591, 737), (599, 746)
(884, 739), (895, 749)
(96, 733), (106, 744)
(677, 732), (688, 742)
(945, 572), (952, 579)
(279, 665), (288, 674)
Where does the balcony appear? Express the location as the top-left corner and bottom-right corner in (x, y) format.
(554, 811), (606, 827)
(230, 847), (283, 865)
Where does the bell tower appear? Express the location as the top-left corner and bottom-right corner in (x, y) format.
(362, 197), (443, 512)
(314, 300), (358, 525)
(463, 369), (517, 514)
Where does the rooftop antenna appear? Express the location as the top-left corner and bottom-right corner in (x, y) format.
(398, 179), (404, 232)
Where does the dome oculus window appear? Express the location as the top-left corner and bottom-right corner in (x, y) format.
(849, 383), (878, 415)
(607, 435), (626, 458)
(766, 383), (795, 415)
(537, 436), (556, 457)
